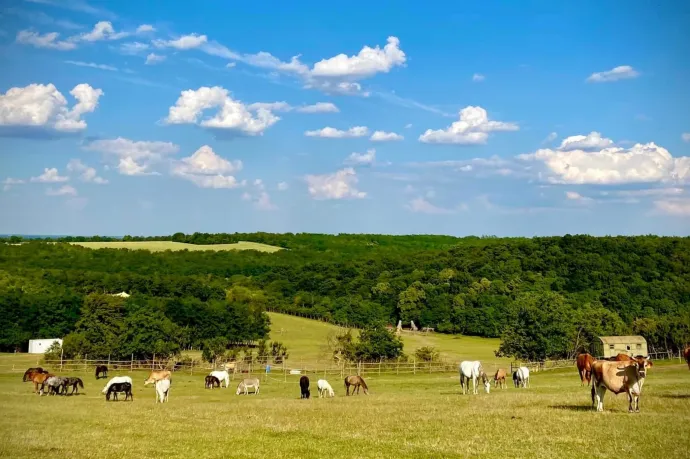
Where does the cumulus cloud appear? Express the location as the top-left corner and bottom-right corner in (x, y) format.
(472, 73), (485, 82)
(30, 167), (69, 183)
(171, 145), (243, 189)
(2, 178), (25, 191)
(682, 133), (690, 142)
(310, 36), (406, 79)
(0, 83), (103, 134)
(65, 60), (117, 71)
(84, 137), (179, 176)
(165, 86), (279, 136)
(295, 102), (339, 113)
(67, 159), (107, 183)
(153, 33), (207, 50)
(654, 198), (690, 216)
(136, 24), (155, 34)
(344, 149), (376, 166)
(46, 184), (77, 196)
(558, 131), (613, 151)
(119, 41), (149, 55)
(277, 181), (289, 191)
(305, 126), (368, 138)
(419, 106), (518, 144)
(305, 168), (366, 199)
(406, 197), (456, 214)
(16, 30), (76, 50)
(145, 53), (166, 65)
(78, 21), (128, 41)
(565, 191), (593, 202)
(371, 130), (403, 142)
(543, 132), (558, 144)
(519, 139), (690, 185)
(586, 65), (639, 83)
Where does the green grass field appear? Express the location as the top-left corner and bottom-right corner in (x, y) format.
(1, 356), (688, 459)
(68, 241), (282, 252)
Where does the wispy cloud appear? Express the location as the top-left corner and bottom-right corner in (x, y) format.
(65, 60), (118, 71)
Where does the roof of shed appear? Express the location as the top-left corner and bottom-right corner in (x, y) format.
(598, 335), (647, 344)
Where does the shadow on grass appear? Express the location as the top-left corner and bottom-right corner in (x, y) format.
(549, 404), (592, 412)
(660, 394), (690, 399)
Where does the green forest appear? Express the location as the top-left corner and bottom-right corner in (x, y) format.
(1, 233), (689, 361)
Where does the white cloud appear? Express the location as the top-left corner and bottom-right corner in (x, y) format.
(295, 102), (339, 113)
(16, 30), (76, 50)
(153, 33), (207, 50)
(171, 145), (242, 189)
(255, 191), (276, 210)
(654, 198), (690, 216)
(65, 60), (117, 71)
(119, 41), (149, 55)
(78, 21), (128, 41)
(67, 159), (107, 184)
(305, 168), (366, 199)
(543, 132), (558, 144)
(226, 62), (236, 69)
(2, 178), (25, 191)
(277, 181), (289, 191)
(247, 102), (292, 112)
(519, 140), (690, 185)
(611, 188), (684, 198)
(85, 137), (179, 176)
(46, 185), (77, 196)
(558, 131), (613, 151)
(0, 83), (103, 134)
(311, 36), (405, 79)
(344, 149), (376, 166)
(246, 101), (339, 114)
(405, 123), (413, 129)
(145, 53), (166, 65)
(419, 106), (518, 144)
(586, 65), (639, 83)
(165, 86), (279, 136)
(682, 133), (690, 142)
(472, 73), (485, 82)
(565, 191), (593, 202)
(30, 167), (69, 183)
(371, 130), (403, 142)
(305, 126), (368, 138)
(136, 24), (155, 34)
(406, 197), (454, 214)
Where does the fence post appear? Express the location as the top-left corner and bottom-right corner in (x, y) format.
(396, 357), (399, 375)
(85, 354), (88, 372)
(131, 354), (134, 372)
(413, 358), (416, 375)
(284, 361), (287, 382)
(107, 354), (111, 368)
(190, 359), (194, 376)
(152, 354), (155, 370)
(60, 348), (64, 371)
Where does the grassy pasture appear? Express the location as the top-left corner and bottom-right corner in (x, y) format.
(67, 241), (283, 252)
(1, 357), (688, 459)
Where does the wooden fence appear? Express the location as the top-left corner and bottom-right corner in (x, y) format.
(510, 350), (681, 374)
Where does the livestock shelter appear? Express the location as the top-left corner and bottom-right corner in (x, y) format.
(593, 336), (647, 359)
(28, 338), (62, 354)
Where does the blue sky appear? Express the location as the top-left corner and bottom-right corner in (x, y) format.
(1, 0), (689, 236)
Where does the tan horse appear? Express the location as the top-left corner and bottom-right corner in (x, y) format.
(30, 372), (54, 395)
(494, 369), (507, 389)
(344, 375), (368, 395)
(23, 367), (48, 382)
(576, 353), (596, 386)
(144, 370), (171, 385)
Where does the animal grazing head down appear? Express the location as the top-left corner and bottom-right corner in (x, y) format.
(236, 383), (244, 395)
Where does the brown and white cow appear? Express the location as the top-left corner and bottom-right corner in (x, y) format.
(591, 356), (652, 413)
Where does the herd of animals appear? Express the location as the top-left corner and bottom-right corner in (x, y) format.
(19, 347), (690, 413)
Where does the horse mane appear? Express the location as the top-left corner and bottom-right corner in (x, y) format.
(358, 377), (368, 390)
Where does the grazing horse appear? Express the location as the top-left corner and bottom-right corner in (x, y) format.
(205, 375), (220, 389)
(344, 375), (368, 395)
(155, 379), (171, 403)
(102, 376), (133, 394)
(45, 376), (66, 395)
(685, 346), (690, 370)
(144, 370), (171, 386)
(591, 356), (652, 412)
(513, 366), (530, 388)
(459, 361), (486, 395)
(209, 370), (230, 388)
(576, 353), (596, 386)
(494, 369), (507, 389)
(62, 377), (84, 395)
(300, 376), (310, 399)
(95, 365), (108, 379)
(23, 367), (48, 382)
(106, 382), (133, 401)
(317, 379), (335, 398)
(480, 371), (491, 394)
(30, 372), (54, 395)
(236, 378), (260, 395)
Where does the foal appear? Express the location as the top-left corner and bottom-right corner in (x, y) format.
(205, 375), (220, 389)
(300, 376), (310, 399)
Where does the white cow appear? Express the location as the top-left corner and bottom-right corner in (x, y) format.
(317, 379), (335, 398)
(209, 370), (230, 388)
(155, 379), (170, 403)
(459, 361), (489, 395)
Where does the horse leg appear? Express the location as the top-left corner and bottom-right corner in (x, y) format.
(346, 383), (350, 396)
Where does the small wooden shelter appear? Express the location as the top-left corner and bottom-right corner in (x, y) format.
(593, 335), (647, 359)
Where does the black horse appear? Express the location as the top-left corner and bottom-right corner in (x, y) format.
(62, 377), (84, 395)
(95, 365), (108, 380)
(300, 376), (310, 399)
(205, 375), (220, 389)
(512, 370), (522, 388)
(106, 382), (133, 401)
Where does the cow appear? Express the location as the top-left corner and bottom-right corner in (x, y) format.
(613, 353), (634, 362)
(591, 356), (652, 413)
(576, 353), (596, 386)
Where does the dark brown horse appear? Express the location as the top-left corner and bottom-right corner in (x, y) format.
(62, 377), (84, 395)
(344, 375), (368, 395)
(23, 367), (48, 382)
(684, 346), (690, 370)
(205, 375), (220, 389)
(300, 376), (310, 399)
(576, 353), (596, 386)
(95, 365), (108, 379)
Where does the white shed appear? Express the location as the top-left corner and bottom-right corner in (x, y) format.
(28, 338), (62, 354)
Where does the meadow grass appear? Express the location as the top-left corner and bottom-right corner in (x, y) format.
(1, 360), (688, 459)
(67, 241), (282, 253)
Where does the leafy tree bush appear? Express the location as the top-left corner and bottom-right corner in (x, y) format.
(415, 346), (440, 362)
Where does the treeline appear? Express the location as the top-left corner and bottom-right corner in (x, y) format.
(1, 234), (689, 360)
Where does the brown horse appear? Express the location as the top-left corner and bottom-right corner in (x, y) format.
(494, 369), (507, 389)
(30, 372), (54, 395)
(144, 370), (171, 385)
(23, 367), (48, 382)
(344, 375), (368, 395)
(95, 365), (108, 379)
(576, 353), (596, 386)
(613, 353), (634, 362)
(684, 346), (690, 370)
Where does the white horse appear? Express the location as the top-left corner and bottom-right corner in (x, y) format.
(236, 378), (260, 395)
(101, 376), (133, 394)
(155, 379), (170, 403)
(209, 370), (230, 388)
(459, 361), (489, 394)
(515, 366), (530, 388)
(317, 379), (335, 398)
